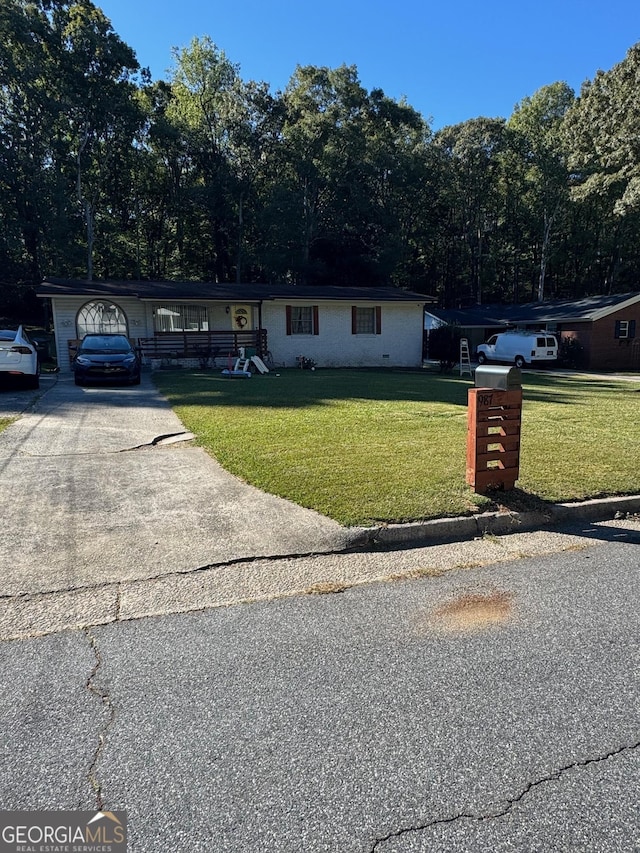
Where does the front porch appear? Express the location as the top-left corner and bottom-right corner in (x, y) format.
(137, 329), (268, 365)
(67, 329), (268, 370)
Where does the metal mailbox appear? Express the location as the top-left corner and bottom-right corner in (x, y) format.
(475, 364), (522, 391)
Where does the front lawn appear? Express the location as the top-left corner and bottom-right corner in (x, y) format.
(154, 368), (640, 526)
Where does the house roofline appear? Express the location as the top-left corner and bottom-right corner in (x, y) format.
(426, 291), (640, 326)
(589, 292), (640, 321)
(37, 277), (434, 304)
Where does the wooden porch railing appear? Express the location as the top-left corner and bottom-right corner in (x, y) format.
(137, 329), (268, 361)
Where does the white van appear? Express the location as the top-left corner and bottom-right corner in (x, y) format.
(477, 330), (558, 368)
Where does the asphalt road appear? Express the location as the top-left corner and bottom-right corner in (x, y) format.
(2, 532), (639, 852)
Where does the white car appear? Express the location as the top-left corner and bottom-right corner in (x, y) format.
(0, 326), (40, 389)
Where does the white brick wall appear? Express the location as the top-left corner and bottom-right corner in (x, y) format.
(262, 300), (424, 368)
(49, 296), (425, 371)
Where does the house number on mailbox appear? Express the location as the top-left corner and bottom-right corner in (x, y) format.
(478, 393), (494, 407)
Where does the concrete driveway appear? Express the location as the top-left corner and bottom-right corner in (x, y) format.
(0, 374), (349, 599)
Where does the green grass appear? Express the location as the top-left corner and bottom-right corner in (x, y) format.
(154, 368), (640, 526)
(0, 417), (15, 434)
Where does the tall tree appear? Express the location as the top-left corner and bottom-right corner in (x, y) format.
(274, 65), (432, 287)
(433, 118), (506, 304)
(55, 1), (142, 279)
(0, 0), (61, 284)
(166, 36), (241, 281)
(0, 0), (142, 287)
(566, 44), (640, 215)
(508, 82), (575, 300)
(278, 65), (369, 283)
(360, 89), (434, 290)
(564, 43), (640, 292)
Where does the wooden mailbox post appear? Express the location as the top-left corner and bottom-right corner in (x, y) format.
(466, 367), (523, 492)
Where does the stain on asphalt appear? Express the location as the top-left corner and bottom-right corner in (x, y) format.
(416, 590), (515, 633)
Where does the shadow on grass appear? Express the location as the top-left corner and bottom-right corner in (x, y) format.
(153, 367), (476, 409)
(481, 487), (557, 517)
(519, 373), (640, 406)
(152, 367), (633, 410)
(483, 486), (637, 517)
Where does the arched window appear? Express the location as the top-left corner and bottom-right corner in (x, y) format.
(77, 301), (128, 337)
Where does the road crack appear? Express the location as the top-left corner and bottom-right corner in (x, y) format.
(14, 432), (195, 458)
(369, 739), (640, 851)
(0, 547), (361, 605)
(84, 629), (116, 810)
(118, 431), (195, 451)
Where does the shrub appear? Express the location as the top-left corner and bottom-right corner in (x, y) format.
(428, 325), (463, 371)
(558, 337), (586, 369)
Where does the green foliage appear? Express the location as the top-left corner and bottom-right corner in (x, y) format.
(557, 336), (586, 369)
(0, 282), (41, 324)
(2, 3), (640, 314)
(566, 45), (640, 216)
(432, 118), (507, 304)
(427, 325), (463, 368)
(0, 0), (144, 293)
(507, 82), (575, 301)
(562, 45), (640, 292)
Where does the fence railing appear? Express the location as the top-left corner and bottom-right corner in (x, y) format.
(137, 330), (268, 361)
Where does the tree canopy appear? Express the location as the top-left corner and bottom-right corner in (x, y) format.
(2, 0), (640, 321)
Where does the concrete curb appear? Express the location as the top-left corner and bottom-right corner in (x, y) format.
(343, 494), (640, 550)
(3, 494), (639, 642)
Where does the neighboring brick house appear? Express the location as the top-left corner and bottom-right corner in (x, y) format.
(37, 278), (432, 372)
(425, 292), (640, 371)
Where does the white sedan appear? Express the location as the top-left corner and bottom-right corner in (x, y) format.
(0, 326), (40, 389)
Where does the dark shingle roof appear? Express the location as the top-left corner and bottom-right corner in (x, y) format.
(425, 306), (505, 327)
(426, 292), (640, 326)
(38, 277), (433, 303)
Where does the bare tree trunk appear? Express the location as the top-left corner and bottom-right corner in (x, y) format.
(301, 176), (318, 285)
(85, 200), (95, 282)
(476, 226), (483, 304)
(236, 193), (243, 284)
(76, 127), (94, 280)
(537, 211), (554, 302)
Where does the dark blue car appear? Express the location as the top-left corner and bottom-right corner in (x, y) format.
(72, 334), (141, 386)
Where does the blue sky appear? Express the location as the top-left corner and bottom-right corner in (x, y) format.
(98, 0), (639, 129)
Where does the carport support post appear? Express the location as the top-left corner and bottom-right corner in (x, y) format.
(466, 387), (523, 492)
